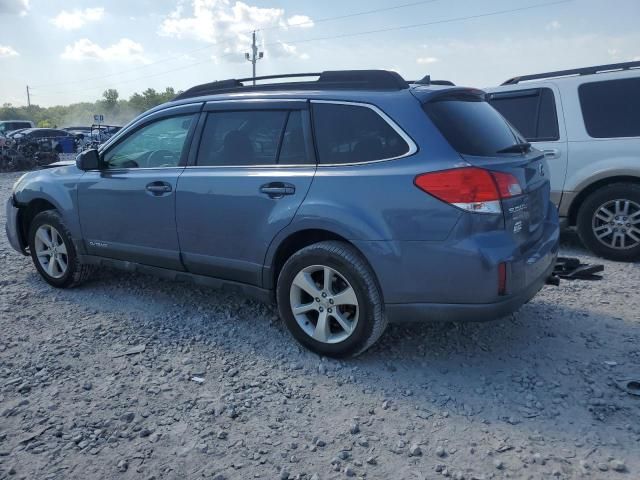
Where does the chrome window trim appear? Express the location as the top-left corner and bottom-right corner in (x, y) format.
(310, 99), (418, 167)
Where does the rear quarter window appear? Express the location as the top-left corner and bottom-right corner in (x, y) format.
(311, 102), (411, 164)
(423, 95), (521, 156)
(579, 77), (640, 138)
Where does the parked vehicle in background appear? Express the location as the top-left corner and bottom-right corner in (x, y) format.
(9, 128), (75, 156)
(5, 70), (559, 357)
(486, 61), (640, 261)
(64, 124), (122, 150)
(0, 120), (34, 136)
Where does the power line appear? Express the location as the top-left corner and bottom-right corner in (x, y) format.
(263, 0), (573, 47)
(33, 0), (441, 90)
(34, 0), (572, 97)
(258, 0), (439, 31)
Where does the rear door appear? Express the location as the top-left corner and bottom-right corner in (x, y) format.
(487, 86), (567, 207)
(176, 99), (316, 286)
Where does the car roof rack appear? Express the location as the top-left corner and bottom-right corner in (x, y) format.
(502, 60), (640, 85)
(410, 75), (455, 86)
(174, 70), (410, 100)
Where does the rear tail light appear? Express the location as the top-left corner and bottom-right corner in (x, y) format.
(414, 167), (522, 214)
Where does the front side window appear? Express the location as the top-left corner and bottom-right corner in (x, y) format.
(311, 103), (411, 164)
(424, 94), (524, 156)
(488, 88), (560, 141)
(103, 114), (195, 169)
(579, 77), (640, 138)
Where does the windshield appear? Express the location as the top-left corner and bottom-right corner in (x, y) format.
(423, 94), (525, 156)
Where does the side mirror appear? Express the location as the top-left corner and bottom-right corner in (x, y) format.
(76, 149), (102, 170)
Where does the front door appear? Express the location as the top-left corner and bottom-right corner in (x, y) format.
(176, 100), (316, 286)
(78, 108), (199, 270)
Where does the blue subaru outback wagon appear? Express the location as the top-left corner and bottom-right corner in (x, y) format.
(5, 70), (559, 357)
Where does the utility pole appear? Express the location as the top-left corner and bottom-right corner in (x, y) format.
(245, 30), (263, 85)
(26, 85), (31, 107)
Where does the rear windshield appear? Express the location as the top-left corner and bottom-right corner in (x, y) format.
(423, 95), (523, 156)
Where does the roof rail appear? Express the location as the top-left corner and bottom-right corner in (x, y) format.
(174, 70), (410, 100)
(502, 61), (640, 85)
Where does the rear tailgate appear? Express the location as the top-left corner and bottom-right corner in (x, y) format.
(421, 90), (551, 246)
(461, 151), (550, 247)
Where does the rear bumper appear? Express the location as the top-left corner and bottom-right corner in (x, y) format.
(354, 201), (560, 323)
(5, 197), (26, 255)
(385, 254), (555, 322)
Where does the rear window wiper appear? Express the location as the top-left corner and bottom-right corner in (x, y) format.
(496, 142), (531, 154)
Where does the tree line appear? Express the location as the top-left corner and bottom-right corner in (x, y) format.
(0, 87), (180, 128)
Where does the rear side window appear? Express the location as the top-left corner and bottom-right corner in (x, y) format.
(488, 88), (559, 141)
(311, 103), (410, 164)
(579, 78), (640, 138)
(197, 110), (310, 166)
(424, 95), (521, 156)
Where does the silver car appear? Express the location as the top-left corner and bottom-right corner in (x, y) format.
(486, 61), (640, 261)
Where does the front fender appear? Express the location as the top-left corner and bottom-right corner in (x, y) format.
(13, 166), (84, 244)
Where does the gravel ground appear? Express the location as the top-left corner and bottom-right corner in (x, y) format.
(0, 170), (639, 480)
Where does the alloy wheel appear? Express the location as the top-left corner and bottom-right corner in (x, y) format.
(34, 224), (69, 279)
(289, 264), (359, 344)
(592, 199), (640, 250)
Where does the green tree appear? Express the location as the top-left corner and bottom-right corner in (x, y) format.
(102, 89), (119, 108)
(0, 85), (179, 129)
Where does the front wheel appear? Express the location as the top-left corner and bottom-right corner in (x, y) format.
(577, 183), (640, 262)
(28, 210), (92, 288)
(276, 241), (387, 358)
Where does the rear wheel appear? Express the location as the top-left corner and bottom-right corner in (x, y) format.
(28, 210), (92, 288)
(577, 183), (640, 261)
(276, 241), (387, 358)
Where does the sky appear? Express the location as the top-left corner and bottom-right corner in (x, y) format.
(0, 0), (639, 107)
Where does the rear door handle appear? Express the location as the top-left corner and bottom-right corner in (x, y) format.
(145, 181), (172, 195)
(543, 148), (560, 159)
(260, 182), (295, 198)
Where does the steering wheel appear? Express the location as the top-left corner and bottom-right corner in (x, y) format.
(147, 150), (176, 168)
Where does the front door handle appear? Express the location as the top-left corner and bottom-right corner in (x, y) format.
(543, 148), (560, 159)
(260, 182), (295, 198)
(145, 181), (172, 195)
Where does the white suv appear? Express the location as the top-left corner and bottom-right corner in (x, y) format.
(486, 61), (640, 261)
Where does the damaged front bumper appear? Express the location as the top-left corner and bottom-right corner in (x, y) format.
(5, 196), (26, 255)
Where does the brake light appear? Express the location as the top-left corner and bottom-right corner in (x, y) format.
(414, 167), (521, 214)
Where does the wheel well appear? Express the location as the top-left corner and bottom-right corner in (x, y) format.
(18, 199), (56, 248)
(567, 176), (640, 226)
(271, 229), (354, 287)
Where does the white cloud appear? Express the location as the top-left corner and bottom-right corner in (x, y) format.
(0, 45), (19, 57)
(51, 7), (104, 30)
(159, 0), (313, 59)
(416, 56), (438, 65)
(266, 41), (309, 60)
(546, 20), (561, 30)
(61, 38), (147, 63)
(0, 0), (29, 15)
(286, 15), (313, 28)
(408, 33), (640, 88)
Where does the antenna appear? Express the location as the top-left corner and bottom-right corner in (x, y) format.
(245, 31), (264, 85)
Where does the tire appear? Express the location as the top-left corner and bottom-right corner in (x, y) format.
(276, 241), (387, 358)
(28, 210), (92, 288)
(576, 183), (640, 262)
